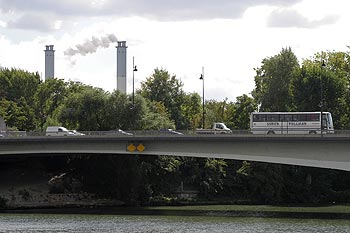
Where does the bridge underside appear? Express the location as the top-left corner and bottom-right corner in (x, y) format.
(0, 135), (349, 171)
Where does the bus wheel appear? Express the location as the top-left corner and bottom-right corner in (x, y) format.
(309, 131), (317, 135)
(267, 131), (275, 135)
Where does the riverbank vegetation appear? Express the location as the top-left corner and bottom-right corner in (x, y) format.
(1, 48), (350, 208)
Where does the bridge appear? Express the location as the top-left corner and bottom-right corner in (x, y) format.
(0, 135), (349, 171)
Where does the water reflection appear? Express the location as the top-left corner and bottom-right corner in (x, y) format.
(0, 214), (349, 233)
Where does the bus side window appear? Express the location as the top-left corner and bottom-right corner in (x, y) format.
(280, 115), (285, 122)
(266, 114), (273, 122)
(253, 114), (266, 122)
(307, 114), (319, 121)
(284, 115), (292, 122)
(294, 114), (307, 121)
(271, 115), (279, 121)
(253, 115), (260, 122)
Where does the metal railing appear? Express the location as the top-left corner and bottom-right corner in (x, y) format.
(3, 129), (350, 138)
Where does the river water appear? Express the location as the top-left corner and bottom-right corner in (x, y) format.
(0, 213), (350, 233)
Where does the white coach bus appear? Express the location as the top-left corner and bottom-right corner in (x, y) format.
(250, 112), (334, 135)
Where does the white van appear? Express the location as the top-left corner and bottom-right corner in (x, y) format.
(46, 126), (74, 136)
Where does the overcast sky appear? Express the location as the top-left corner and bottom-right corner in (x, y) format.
(0, 0), (348, 101)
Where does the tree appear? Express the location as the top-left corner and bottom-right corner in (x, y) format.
(140, 100), (175, 130)
(0, 68), (41, 130)
(252, 47), (299, 111)
(0, 99), (25, 130)
(140, 68), (187, 129)
(0, 68), (40, 103)
(324, 51), (350, 128)
(204, 99), (228, 126)
(140, 155), (181, 199)
(292, 52), (348, 129)
(200, 158), (227, 198)
(68, 154), (146, 205)
(34, 78), (67, 130)
(104, 90), (146, 130)
(245, 162), (285, 204)
(181, 93), (202, 130)
(57, 86), (108, 130)
(228, 94), (257, 129)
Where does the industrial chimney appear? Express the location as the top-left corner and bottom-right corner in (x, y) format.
(116, 41), (127, 93)
(44, 45), (55, 80)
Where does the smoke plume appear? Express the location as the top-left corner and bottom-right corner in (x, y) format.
(64, 34), (118, 57)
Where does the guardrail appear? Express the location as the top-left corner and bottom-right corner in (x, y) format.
(0, 131), (27, 138)
(3, 129), (350, 138)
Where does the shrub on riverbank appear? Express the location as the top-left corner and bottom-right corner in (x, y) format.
(0, 196), (7, 208)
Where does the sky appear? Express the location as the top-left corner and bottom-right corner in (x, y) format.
(0, 0), (349, 101)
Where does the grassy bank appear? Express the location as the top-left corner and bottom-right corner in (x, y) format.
(146, 204), (350, 214)
(2, 205), (350, 219)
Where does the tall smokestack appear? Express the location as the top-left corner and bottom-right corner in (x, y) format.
(116, 41), (127, 93)
(44, 45), (55, 80)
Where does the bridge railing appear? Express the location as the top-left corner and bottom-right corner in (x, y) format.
(1, 131), (28, 138)
(4, 130), (350, 138)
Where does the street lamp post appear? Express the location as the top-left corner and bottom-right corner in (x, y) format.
(199, 67), (205, 129)
(132, 56), (137, 108)
(320, 60), (325, 136)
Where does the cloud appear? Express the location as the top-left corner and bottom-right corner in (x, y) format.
(1, 0), (308, 39)
(64, 34), (118, 65)
(0, 0), (94, 15)
(107, 0), (303, 20)
(7, 13), (56, 32)
(0, 20), (6, 28)
(0, 1), (95, 32)
(267, 8), (339, 28)
(1, 0), (302, 21)
(0, 0), (305, 32)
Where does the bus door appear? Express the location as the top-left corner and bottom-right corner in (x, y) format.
(325, 113), (334, 133)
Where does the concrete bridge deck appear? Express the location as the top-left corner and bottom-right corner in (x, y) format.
(0, 135), (349, 171)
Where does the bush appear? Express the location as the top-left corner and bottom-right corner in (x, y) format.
(0, 196), (7, 208)
(18, 189), (30, 201)
(149, 195), (176, 206)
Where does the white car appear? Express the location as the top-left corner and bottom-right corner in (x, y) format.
(106, 129), (133, 136)
(159, 128), (183, 135)
(46, 126), (75, 136)
(69, 130), (85, 136)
